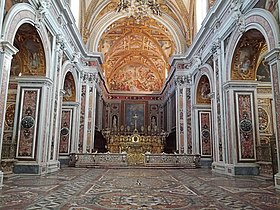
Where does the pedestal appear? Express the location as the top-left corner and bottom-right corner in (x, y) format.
(212, 162), (259, 176)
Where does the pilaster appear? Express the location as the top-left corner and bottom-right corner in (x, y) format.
(0, 41), (18, 188)
(265, 48), (280, 189)
(211, 40), (226, 173)
(80, 71), (99, 153)
(174, 74), (191, 154)
(46, 34), (65, 173)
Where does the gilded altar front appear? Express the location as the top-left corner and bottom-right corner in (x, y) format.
(105, 132), (165, 165)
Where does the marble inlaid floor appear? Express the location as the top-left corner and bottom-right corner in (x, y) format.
(0, 168), (280, 210)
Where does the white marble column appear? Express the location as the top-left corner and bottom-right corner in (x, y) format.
(0, 0), (5, 36)
(0, 41), (18, 188)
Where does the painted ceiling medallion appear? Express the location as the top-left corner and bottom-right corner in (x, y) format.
(116, 0), (161, 23)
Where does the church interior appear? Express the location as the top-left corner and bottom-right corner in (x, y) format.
(0, 0), (280, 209)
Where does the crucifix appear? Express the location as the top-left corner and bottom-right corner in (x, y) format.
(132, 113), (138, 131)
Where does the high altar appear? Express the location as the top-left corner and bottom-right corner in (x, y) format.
(102, 128), (167, 164)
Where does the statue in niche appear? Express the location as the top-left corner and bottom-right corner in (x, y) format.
(151, 116), (157, 131)
(112, 115), (118, 130)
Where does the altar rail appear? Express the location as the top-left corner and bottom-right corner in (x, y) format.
(70, 153), (128, 167)
(69, 153), (201, 168)
(144, 153), (200, 168)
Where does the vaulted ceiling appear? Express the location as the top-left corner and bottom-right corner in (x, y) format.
(79, 0), (196, 94)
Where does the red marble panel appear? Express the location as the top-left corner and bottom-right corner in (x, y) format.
(186, 88), (192, 154)
(271, 64), (280, 149)
(236, 93), (255, 161)
(79, 85), (86, 152)
(59, 109), (72, 154)
(17, 89), (40, 159)
(199, 111), (212, 157)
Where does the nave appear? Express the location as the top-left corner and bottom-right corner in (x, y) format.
(0, 168), (279, 210)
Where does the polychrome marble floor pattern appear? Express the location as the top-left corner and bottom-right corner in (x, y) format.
(0, 168), (280, 210)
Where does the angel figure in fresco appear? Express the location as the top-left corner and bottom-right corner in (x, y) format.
(101, 39), (110, 56)
(200, 82), (210, 99)
(162, 41), (172, 58)
(239, 55), (251, 75)
(64, 78), (73, 98)
(30, 52), (39, 69)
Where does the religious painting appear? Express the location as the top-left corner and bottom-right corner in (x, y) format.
(13, 24), (46, 76)
(63, 72), (76, 101)
(124, 102), (146, 131)
(196, 75), (211, 104)
(231, 30), (265, 80)
(109, 63), (162, 92)
(98, 18), (174, 94)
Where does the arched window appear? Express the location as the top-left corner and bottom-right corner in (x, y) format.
(70, 0), (80, 28)
(195, 0), (208, 32)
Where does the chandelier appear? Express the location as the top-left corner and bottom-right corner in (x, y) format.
(116, 0), (161, 23)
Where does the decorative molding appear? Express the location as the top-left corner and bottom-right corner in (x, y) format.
(230, 0), (245, 34)
(81, 72), (99, 84)
(35, 0), (50, 29)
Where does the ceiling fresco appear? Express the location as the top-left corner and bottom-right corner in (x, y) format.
(79, 0), (197, 94)
(98, 17), (175, 93)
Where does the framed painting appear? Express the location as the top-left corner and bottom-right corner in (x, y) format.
(123, 102), (146, 131)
